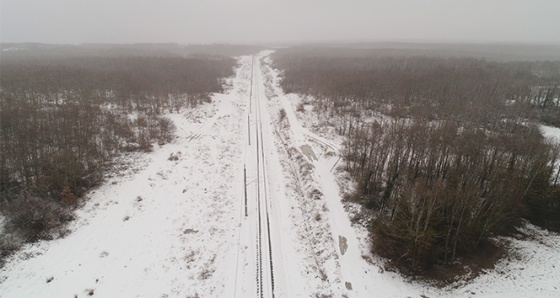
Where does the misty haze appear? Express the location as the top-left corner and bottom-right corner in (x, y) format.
(1, 1), (560, 297)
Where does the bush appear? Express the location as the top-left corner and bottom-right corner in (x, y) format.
(296, 102), (305, 113)
(0, 232), (23, 261)
(157, 116), (176, 144)
(525, 184), (560, 232)
(372, 218), (440, 273)
(279, 108), (287, 121)
(2, 195), (74, 243)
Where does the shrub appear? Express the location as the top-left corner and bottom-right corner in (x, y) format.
(2, 195), (74, 243)
(60, 186), (78, 207)
(0, 232), (24, 260)
(279, 108), (287, 121)
(297, 102), (305, 113)
(157, 116), (176, 144)
(525, 184), (560, 232)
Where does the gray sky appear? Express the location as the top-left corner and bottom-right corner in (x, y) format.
(1, 0), (560, 44)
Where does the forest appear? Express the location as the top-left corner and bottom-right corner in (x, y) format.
(0, 45), (240, 259)
(273, 46), (560, 275)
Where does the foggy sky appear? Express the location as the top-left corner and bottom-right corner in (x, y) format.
(1, 0), (560, 45)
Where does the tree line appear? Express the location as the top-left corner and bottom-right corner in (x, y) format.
(1, 55), (235, 111)
(273, 47), (560, 128)
(342, 119), (559, 272)
(0, 53), (236, 259)
(272, 47), (560, 275)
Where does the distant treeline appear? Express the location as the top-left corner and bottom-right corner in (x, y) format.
(1, 55), (236, 111)
(273, 46), (560, 127)
(0, 52), (236, 256)
(0, 43), (263, 60)
(272, 47), (560, 275)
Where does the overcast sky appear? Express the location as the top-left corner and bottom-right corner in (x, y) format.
(1, 0), (560, 44)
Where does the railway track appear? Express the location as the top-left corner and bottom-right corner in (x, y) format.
(251, 55), (275, 298)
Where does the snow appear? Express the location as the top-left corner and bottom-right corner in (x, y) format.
(1, 47), (25, 52)
(1, 52), (560, 298)
(438, 224), (560, 297)
(541, 125), (560, 144)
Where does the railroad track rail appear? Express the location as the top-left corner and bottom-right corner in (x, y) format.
(252, 55), (275, 298)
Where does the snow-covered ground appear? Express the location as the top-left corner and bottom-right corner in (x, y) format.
(1, 52), (560, 298)
(541, 125), (560, 144)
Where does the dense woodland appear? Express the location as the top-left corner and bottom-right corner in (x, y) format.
(273, 46), (560, 275)
(274, 47), (560, 126)
(0, 45), (239, 258)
